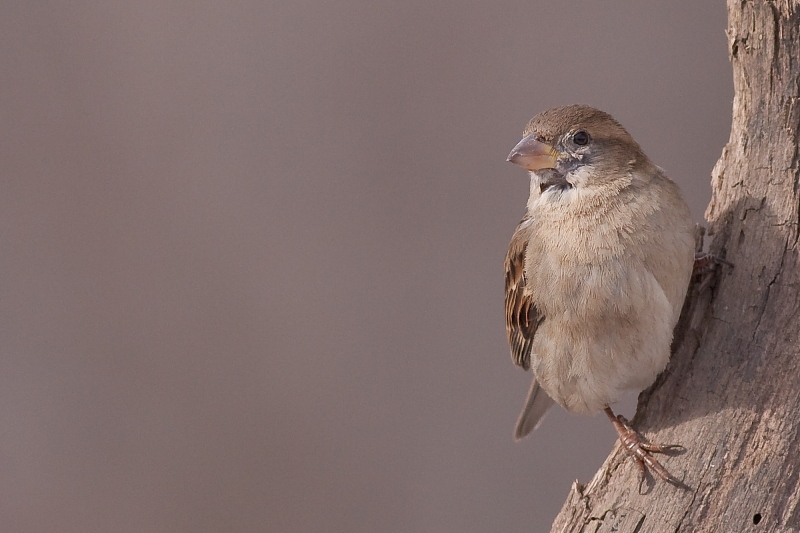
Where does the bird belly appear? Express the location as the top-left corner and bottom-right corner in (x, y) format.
(529, 260), (674, 414)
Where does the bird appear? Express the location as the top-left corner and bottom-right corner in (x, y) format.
(504, 104), (695, 483)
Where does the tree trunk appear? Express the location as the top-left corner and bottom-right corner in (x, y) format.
(549, 2), (800, 531)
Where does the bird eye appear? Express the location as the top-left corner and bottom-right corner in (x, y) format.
(572, 131), (590, 146)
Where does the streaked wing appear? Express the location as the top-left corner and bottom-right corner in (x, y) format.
(504, 217), (542, 370)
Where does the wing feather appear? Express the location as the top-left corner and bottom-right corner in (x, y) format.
(504, 217), (543, 370)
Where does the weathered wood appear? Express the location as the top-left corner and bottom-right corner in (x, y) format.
(549, 2), (800, 531)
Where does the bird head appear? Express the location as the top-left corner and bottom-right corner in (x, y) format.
(507, 105), (646, 194)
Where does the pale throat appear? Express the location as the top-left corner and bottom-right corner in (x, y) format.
(526, 165), (629, 215)
(526, 168), (580, 210)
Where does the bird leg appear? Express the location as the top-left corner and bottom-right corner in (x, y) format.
(603, 407), (684, 487)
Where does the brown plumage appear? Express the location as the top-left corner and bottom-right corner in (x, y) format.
(504, 104), (695, 482)
(504, 215), (540, 371)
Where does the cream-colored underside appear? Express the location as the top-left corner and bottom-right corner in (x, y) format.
(524, 167), (694, 414)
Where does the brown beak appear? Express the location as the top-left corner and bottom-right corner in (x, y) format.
(507, 134), (558, 171)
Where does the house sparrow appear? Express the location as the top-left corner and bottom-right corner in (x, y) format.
(505, 104), (695, 482)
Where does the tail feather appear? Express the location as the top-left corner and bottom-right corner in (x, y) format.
(514, 379), (555, 441)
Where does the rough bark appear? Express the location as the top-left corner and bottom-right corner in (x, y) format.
(549, 2), (800, 532)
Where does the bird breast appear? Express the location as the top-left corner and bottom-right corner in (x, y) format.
(521, 176), (689, 414)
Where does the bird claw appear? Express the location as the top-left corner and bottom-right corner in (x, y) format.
(693, 251), (733, 276)
(639, 442), (685, 453)
(604, 408), (688, 490)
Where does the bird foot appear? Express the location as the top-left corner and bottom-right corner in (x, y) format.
(693, 251), (733, 276)
(603, 407), (686, 490)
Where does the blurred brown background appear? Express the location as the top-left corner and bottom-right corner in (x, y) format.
(1, 2), (732, 532)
